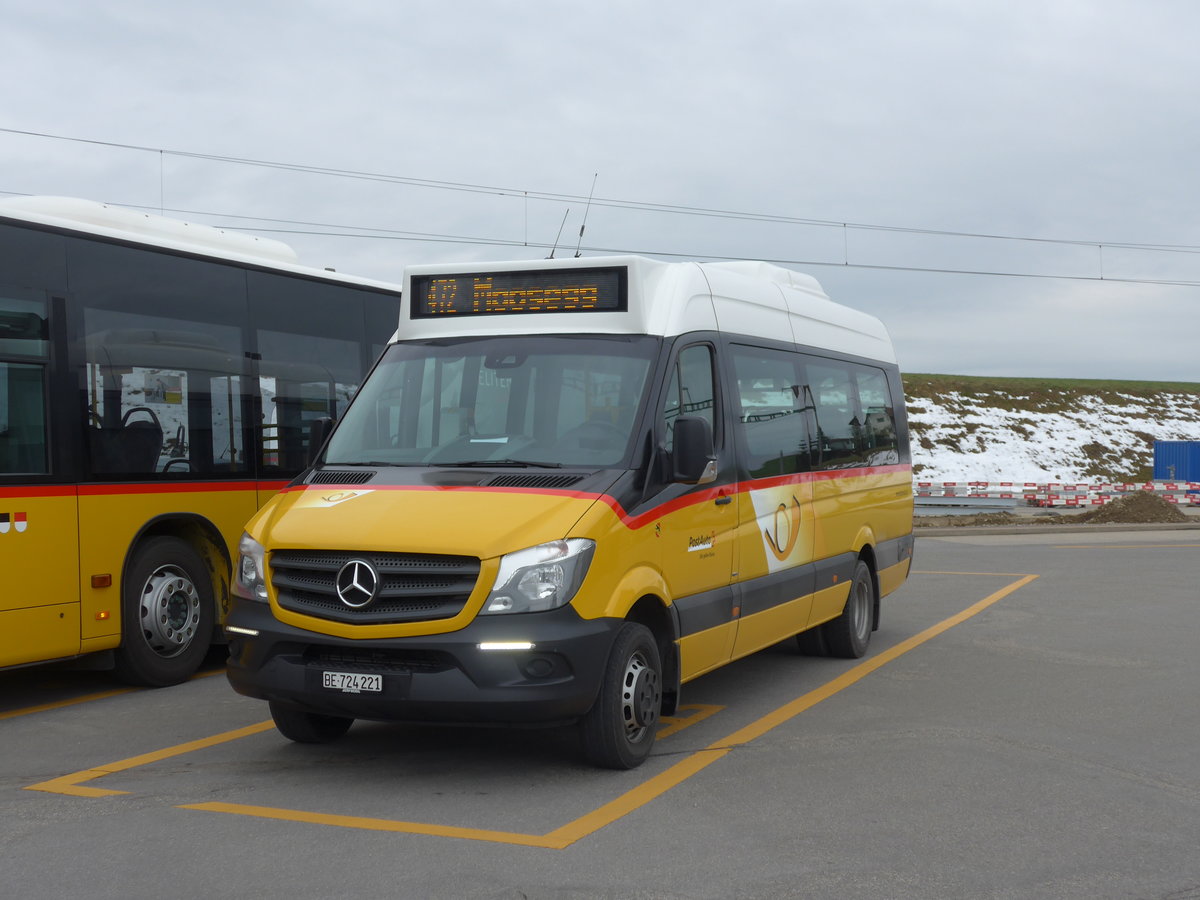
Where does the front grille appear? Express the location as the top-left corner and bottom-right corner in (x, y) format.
(271, 550), (480, 625)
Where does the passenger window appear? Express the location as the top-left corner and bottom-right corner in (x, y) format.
(662, 344), (714, 452)
(0, 293), (48, 357)
(806, 361), (860, 468)
(0, 361), (47, 474)
(805, 359), (898, 469)
(0, 291), (49, 474)
(855, 366), (899, 464)
(732, 346), (810, 477)
(83, 316), (245, 477)
(257, 329), (360, 473)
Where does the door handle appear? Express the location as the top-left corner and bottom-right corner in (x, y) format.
(715, 494), (732, 506)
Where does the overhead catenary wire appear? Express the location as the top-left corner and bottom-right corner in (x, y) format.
(5, 126), (1200, 286)
(5, 125), (1200, 254)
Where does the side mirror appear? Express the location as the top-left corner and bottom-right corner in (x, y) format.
(672, 416), (717, 484)
(307, 416), (335, 466)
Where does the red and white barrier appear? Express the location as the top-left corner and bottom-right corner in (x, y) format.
(915, 480), (1200, 508)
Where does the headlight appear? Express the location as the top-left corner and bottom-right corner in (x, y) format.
(482, 539), (594, 615)
(233, 532), (269, 602)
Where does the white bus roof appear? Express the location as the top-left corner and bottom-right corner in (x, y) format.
(0, 196), (401, 293)
(402, 255), (896, 364)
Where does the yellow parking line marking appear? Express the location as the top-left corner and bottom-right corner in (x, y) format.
(185, 574), (1037, 847)
(179, 802), (563, 847)
(1, 665), (224, 721)
(0, 687), (136, 721)
(25, 721), (276, 797)
(711, 574), (1037, 751)
(29, 573), (1037, 846)
(914, 570), (1037, 577)
(656, 703), (723, 738)
(1051, 544), (1200, 550)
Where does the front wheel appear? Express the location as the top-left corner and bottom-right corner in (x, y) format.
(581, 623), (662, 770)
(822, 559), (876, 659)
(269, 702), (354, 743)
(114, 536), (215, 686)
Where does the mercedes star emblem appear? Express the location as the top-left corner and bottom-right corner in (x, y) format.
(335, 558), (380, 608)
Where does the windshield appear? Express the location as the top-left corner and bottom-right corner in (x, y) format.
(324, 334), (659, 468)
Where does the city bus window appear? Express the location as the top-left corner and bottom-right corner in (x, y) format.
(256, 330), (360, 473)
(82, 312), (245, 476)
(0, 291), (49, 474)
(0, 362), (46, 474)
(0, 293), (48, 357)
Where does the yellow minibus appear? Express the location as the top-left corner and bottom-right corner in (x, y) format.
(226, 256), (913, 768)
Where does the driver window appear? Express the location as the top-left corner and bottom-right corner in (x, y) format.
(662, 344), (714, 452)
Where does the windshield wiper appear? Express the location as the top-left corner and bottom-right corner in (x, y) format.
(322, 461), (409, 467)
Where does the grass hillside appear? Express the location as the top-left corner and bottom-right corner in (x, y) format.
(902, 374), (1200, 482)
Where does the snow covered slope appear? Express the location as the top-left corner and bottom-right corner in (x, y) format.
(903, 375), (1200, 483)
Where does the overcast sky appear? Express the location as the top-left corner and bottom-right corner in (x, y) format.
(4, 0), (1199, 381)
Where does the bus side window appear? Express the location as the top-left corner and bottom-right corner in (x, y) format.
(662, 344), (714, 452)
(805, 359), (861, 468)
(731, 345), (810, 477)
(854, 365), (899, 464)
(0, 291), (49, 474)
(0, 362), (47, 474)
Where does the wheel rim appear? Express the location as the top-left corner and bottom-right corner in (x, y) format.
(137, 564), (201, 658)
(620, 649), (660, 744)
(849, 574), (872, 644)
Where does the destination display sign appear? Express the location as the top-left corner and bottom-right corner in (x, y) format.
(411, 267), (627, 318)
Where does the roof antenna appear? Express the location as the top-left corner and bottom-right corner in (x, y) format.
(546, 208), (570, 259)
(574, 172), (598, 258)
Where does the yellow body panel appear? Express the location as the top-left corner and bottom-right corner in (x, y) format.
(0, 493), (79, 614)
(878, 557), (912, 599)
(0, 604), (81, 668)
(252, 466), (913, 683)
(731, 593), (817, 660)
(678, 621), (739, 682)
(1, 482), (273, 669)
(76, 485), (261, 642)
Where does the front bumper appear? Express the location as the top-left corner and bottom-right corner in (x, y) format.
(224, 598), (621, 725)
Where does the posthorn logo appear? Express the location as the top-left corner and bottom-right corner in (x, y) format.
(335, 559), (380, 608)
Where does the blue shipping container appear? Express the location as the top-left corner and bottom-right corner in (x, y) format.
(1153, 441), (1200, 482)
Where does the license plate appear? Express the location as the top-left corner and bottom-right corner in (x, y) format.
(321, 671), (382, 693)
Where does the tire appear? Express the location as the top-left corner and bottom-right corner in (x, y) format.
(114, 536), (215, 687)
(581, 622), (662, 770)
(270, 701), (354, 743)
(822, 559), (875, 659)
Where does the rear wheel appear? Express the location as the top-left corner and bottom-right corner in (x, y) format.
(823, 559), (875, 659)
(114, 536), (214, 686)
(581, 623), (662, 769)
(269, 701), (354, 743)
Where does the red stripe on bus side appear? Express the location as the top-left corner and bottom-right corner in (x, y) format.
(0, 481), (289, 500)
(283, 463), (913, 532)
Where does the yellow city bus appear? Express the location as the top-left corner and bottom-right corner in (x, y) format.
(0, 196), (401, 685)
(225, 256), (914, 767)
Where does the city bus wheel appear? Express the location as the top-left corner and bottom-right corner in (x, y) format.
(581, 622), (662, 770)
(114, 536), (215, 687)
(269, 702), (354, 743)
(823, 559), (875, 659)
